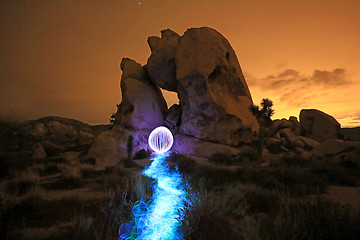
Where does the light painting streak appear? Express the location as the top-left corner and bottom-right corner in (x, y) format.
(119, 153), (187, 240)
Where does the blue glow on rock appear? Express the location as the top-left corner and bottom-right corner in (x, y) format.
(148, 126), (173, 154)
(119, 153), (187, 240)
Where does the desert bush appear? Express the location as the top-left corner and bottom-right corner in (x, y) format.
(235, 167), (327, 196)
(0, 191), (47, 238)
(166, 152), (197, 174)
(70, 174), (151, 240)
(133, 149), (152, 159)
(276, 153), (312, 168)
(182, 183), (248, 240)
(192, 164), (239, 189)
(79, 156), (96, 165)
(237, 148), (258, 162)
(208, 153), (234, 165)
(0, 152), (33, 178)
(267, 198), (360, 240)
(40, 163), (61, 176)
(340, 159), (360, 170)
(5, 169), (40, 196)
(43, 165), (82, 190)
(242, 185), (281, 215)
(311, 164), (359, 187)
(120, 158), (139, 168)
(81, 168), (98, 179)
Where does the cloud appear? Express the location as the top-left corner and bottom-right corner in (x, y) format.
(312, 68), (352, 86)
(335, 112), (360, 128)
(247, 68), (354, 107)
(249, 68), (352, 89)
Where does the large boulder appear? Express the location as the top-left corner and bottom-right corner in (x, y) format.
(115, 58), (167, 130)
(87, 126), (150, 168)
(175, 27), (258, 146)
(171, 133), (243, 159)
(312, 139), (360, 162)
(146, 29), (180, 92)
(300, 109), (340, 142)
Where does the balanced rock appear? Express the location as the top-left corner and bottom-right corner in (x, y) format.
(175, 27), (258, 145)
(115, 58), (167, 130)
(300, 109), (340, 142)
(146, 29), (180, 91)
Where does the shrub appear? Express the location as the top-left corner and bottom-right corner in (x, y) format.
(79, 157), (96, 165)
(267, 198), (360, 240)
(166, 153), (197, 174)
(133, 149), (152, 159)
(5, 169), (40, 196)
(277, 153), (312, 168)
(311, 164), (359, 187)
(208, 153), (233, 165)
(40, 163), (61, 176)
(43, 165), (82, 190)
(182, 184), (247, 240)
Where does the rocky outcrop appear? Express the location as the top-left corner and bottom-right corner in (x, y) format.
(25, 116), (95, 145)
(267, 117), (301, 137)
(300, 109), (340, 142)
(175, 27), (258, 145)
(146, 29), (180, 92)
(88, 125), (244, 167)
(312, 139), (360, 162)
(115, 58), (167, 130)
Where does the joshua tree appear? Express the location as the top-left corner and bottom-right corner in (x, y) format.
(109, 104), (120, 124)
(126, 135), (134, 162)
(249, 98), (274, 161)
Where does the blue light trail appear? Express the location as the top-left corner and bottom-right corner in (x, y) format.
(119, 153), (187, 240)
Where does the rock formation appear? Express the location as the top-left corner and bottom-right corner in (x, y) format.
(312, 139), (360, 162)
(114, 58), (167, 130)
(300, 109), (340, 142)
(146, 29), (179, 91)
(114, 27), (258, 146)
(175, 27), (258, 145)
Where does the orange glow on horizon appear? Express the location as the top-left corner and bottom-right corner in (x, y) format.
(0, 0), (359, 127)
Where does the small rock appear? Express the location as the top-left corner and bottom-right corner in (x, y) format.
(32, 143), (47, 159)
(42, 141), (65, 156)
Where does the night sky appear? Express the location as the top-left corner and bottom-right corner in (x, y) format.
(1, 0), (359, 127)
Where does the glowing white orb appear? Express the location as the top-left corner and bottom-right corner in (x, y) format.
(148, 126), (173, 153)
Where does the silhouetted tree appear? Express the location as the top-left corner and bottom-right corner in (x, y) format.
(250, 98), (274, 161)
(109, 104), (120, 124)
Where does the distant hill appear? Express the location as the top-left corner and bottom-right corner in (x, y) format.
(0, 116), (111, 152)
(339, 127), (360, 141)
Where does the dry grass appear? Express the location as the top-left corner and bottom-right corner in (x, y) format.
(4, 168), (41, 196)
